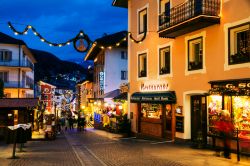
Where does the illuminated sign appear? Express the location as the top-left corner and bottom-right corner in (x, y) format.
(140, 81), (169, 92)
(99, 72), (105, 90)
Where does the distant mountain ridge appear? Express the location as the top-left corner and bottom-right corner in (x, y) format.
(31, 49), (87, 86)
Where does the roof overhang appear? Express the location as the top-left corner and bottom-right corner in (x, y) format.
(112, 0), (128, 8)
(0, 98), (38, 108)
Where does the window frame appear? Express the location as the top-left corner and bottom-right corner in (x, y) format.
(121, 70), (128, 80)
(137, 4), (149, 36)
(0, 50), (12, 62)
(121, 51), (128, 60)
(228, 22), (250, 65)
(137, 51), (148, 79)
(187, 37), (203, 71)
(185, 31), (206, 75)
(159, 46), (171, 75)
(0, 71), (9, 82)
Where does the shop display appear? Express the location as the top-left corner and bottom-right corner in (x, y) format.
(233, 96), (250, 139)
(141, 103), (162, 119)
(207, 95), (222, 132)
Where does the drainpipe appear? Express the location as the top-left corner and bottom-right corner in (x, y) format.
(18, 44), (21, 98)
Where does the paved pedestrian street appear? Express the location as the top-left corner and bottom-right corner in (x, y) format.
(0, 129), (249, 166)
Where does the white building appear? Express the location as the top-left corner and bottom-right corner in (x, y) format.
(0, 32), (36, 98)
(84, 31), (128, 103)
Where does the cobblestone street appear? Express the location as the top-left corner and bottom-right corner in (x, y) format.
(0, 128), (249, 166)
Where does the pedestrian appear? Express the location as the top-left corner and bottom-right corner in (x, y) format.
(65, 118), (69, 131)
(69, 117), (74, 130)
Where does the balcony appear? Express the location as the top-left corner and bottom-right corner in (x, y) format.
(159, 0), (221, 38)
(0, 60), (34, 70)
(4, 81), (34, 89)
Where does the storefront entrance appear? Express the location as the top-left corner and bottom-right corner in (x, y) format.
(191, 95), (207, 145)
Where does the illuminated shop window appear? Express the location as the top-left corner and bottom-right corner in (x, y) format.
(159, 46), (170, 75)
(138, 53), (147, 78)
(233, 96), (250, 131)
(141, 103), (162, 119)
(138, 8), (147, 34)
(188, 37), (203, 71)
(228, 23), (250, 65)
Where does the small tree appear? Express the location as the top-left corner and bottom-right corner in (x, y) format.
(0, 79), (4, 98)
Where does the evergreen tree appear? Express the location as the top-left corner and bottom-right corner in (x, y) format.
(0, 79), (4, 98)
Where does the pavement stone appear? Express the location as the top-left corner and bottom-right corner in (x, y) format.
(0, 128), (249, 166)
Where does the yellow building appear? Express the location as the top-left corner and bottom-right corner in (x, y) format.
(113, 0), (250, 146)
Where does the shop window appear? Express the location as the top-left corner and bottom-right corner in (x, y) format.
(228, 23), (250, 65)
(159, 46), (170, 75)
(138, 8), (147, 34)
(0, 71), (8, 82)
(121, 70), (127, 80)
(138, 53), (147, 78)
(0, 50), (12, 62)
(188, 37), (203, 71)
(121, 51), (127, 59)
(141, 103), (162, 119)
(233, 96), (250, 132)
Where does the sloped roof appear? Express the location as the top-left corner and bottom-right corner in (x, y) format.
(100, 89), (120, 98)
(112, 0), (128, 8)
(84, 31), (127, 61)
(0, 32), (26, 45)
(0, 98), (38, 108)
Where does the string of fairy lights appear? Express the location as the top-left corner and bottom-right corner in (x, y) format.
(7, 22), (147, 52)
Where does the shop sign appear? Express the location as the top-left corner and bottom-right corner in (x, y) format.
(99, 72), (105, 90)
(131, 96), (170, 102)
(210, 80), (250, 95)
(140, 81), (169, 92)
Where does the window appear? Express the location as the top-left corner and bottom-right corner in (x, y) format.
(121, 51), (128, 59)
(159, 46), (170, 75)
(138, 8), (147, 34)
(121, 71), (128, 80)
(228, 23), (250, 65)
(0, 71), (8, 82)
(188, 37), (203, 71)
(159, 0), (170, 26)
(0, 50), (12, 61)
(138, 53), (147, 78)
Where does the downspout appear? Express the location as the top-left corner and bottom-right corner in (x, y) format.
(18, 44), (21, 98)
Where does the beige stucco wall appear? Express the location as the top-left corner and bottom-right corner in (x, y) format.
(128, 0), (250, 139)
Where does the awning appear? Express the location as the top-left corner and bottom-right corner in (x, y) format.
(100, 89), (120, 98)
(131, 91), (176, 104)
(0, 98), (39, 108)
(113, 92), (127, 100)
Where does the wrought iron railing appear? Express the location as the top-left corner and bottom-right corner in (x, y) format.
(159, 0), (221, 31)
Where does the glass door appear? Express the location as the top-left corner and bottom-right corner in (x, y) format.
(191, 95), (207, 145)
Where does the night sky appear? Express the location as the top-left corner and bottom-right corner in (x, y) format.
(0, 0), (127, 61)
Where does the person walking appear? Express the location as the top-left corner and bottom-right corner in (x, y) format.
(69, 117), (74, 130)
(65, 118), (69, 131)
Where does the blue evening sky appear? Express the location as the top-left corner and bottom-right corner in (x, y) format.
(0, 0), (127, 61)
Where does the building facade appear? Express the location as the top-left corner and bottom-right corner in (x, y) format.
(113, 0), (250, 145)
(37, 81), (56, 114)
(85, 31), (128, 101)
(0, 32), (37, 137)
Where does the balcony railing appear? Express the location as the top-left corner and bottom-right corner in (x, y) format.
(0, 60), (34, 70)
(4, 81), (34, 89)
(159, 0), (220, 38)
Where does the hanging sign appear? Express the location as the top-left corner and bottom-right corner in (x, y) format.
(99, 72), (105, 90)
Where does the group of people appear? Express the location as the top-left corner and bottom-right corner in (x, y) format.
(57, 116), (87, 132)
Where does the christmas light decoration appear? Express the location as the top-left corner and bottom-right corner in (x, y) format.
(7, 22), (148, 53)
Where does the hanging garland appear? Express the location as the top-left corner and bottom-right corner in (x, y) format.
(8, 22), (91, 53)
(7, 22), (147, 53)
